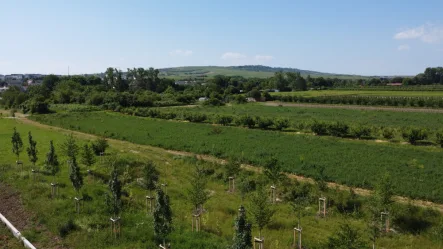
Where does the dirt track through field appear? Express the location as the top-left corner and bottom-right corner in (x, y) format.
(264, 101), (443, 113)
(9, 114), (443, 213)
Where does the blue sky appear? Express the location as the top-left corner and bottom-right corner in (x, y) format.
(1, 0), (443, 76)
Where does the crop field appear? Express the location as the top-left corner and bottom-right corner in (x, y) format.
(162, 104), (443, 130)
(5, 118), (443, 248)
(30, 111), (443, 203)
(270, 90), (443, 97)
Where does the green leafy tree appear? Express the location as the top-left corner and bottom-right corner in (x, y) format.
(232, 205), (252, 249)
(238, 177), (256, 203)
(26, 131), (38, 167)
(188, 165), (210, 213)
(143, 161), (160, 196)
(263, 157), (285, 186)
(225, 159), (241, 178)
(255, 117), (274, 130)
(91, 137), (109, 155)
(11, 127), (23, 161)
(69, 157), (83, 194)
(80, 144), (95, 168)
(107, 166), (122, 217)
(326, 223), (366, 249)
(61, 134), (78, 160)
(274, 118), (290, 131)
(153, 188), (173, 246)
(291, 196), (309, 229)
(249, 186), (275, 237)
(45, 140), (60, 181)
(374, 172), (394, 211)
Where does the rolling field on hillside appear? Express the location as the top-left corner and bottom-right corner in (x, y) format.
(159, 66), (366, 79)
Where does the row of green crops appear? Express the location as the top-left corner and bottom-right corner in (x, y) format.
(117, 106), (443, 146)
(30, 112), (443, 203)
(272, 95), (443, 108)
(158, 104), (443, 130)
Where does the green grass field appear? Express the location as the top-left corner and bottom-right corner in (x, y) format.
(3, 117), (443, 248)
(162, 103), (443, 131)
(271, 90), (443, 97)
(30, 112), (443, 203)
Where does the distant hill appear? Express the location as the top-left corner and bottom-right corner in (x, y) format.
(158, 65), (366, 80)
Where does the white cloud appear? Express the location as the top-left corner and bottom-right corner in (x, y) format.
(169, 49), (193, 56)
(220, 52), (247, 60)
(255, 55), (274, 61)
(397, 44), (410, 51)
(394, 23), (443, 43)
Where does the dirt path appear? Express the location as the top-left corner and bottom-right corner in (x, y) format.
(0, 183), (66, 249)
(264, 101), (443, 113)
(12, 115), (443, 213)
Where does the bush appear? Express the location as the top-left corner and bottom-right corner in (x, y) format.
(58, 219), (76, 238)
(402, 128), (428, 145)
(21, 96), (50, 114)
(203, 98), (224, 106)
(255, 116), (274, 129)
(350, 125), (371, 139)
(328, 122), (349, 137)
(436, 131), (443, 148)
(235, 115), (255, 128)
(92, 137), (109, 155)
(274, 118), (290, 131)
(382, 127), (395, 140)
(311, 120), (328, 135)
(184, 112), (207, 123)
(213, 115), (233, 126)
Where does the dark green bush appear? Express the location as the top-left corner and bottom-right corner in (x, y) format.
(328, 122), (349, 137)
(311, 120), (328, 135)
(402, 128), (428, 145)
(92, 137), (109, 155)
(255, 116), (274, 129)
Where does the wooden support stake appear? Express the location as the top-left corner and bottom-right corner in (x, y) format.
(110, 217), (121, 239)
(16, 161), (23, 173)
(51, 183), (58, 198)
(253, 237), (264, 249)
(192, 213), (201, 232)
(146, 196), (155, 213)
(270, 185), (276, 203)
(161, 183), (168, 194)
(380, 212), (390, 233)
(74, 197), (82, 214)
(293, 227), (302, 249)
(228, 176), (235, 192)
(31, 169), (37, 181)
(318, 197), (327, 217)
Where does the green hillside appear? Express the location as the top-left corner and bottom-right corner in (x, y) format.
(158, 66), (368, 80)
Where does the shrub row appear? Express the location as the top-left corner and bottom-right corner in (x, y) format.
(118, 107), (443, 147)
(273, 95), (443, 108)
